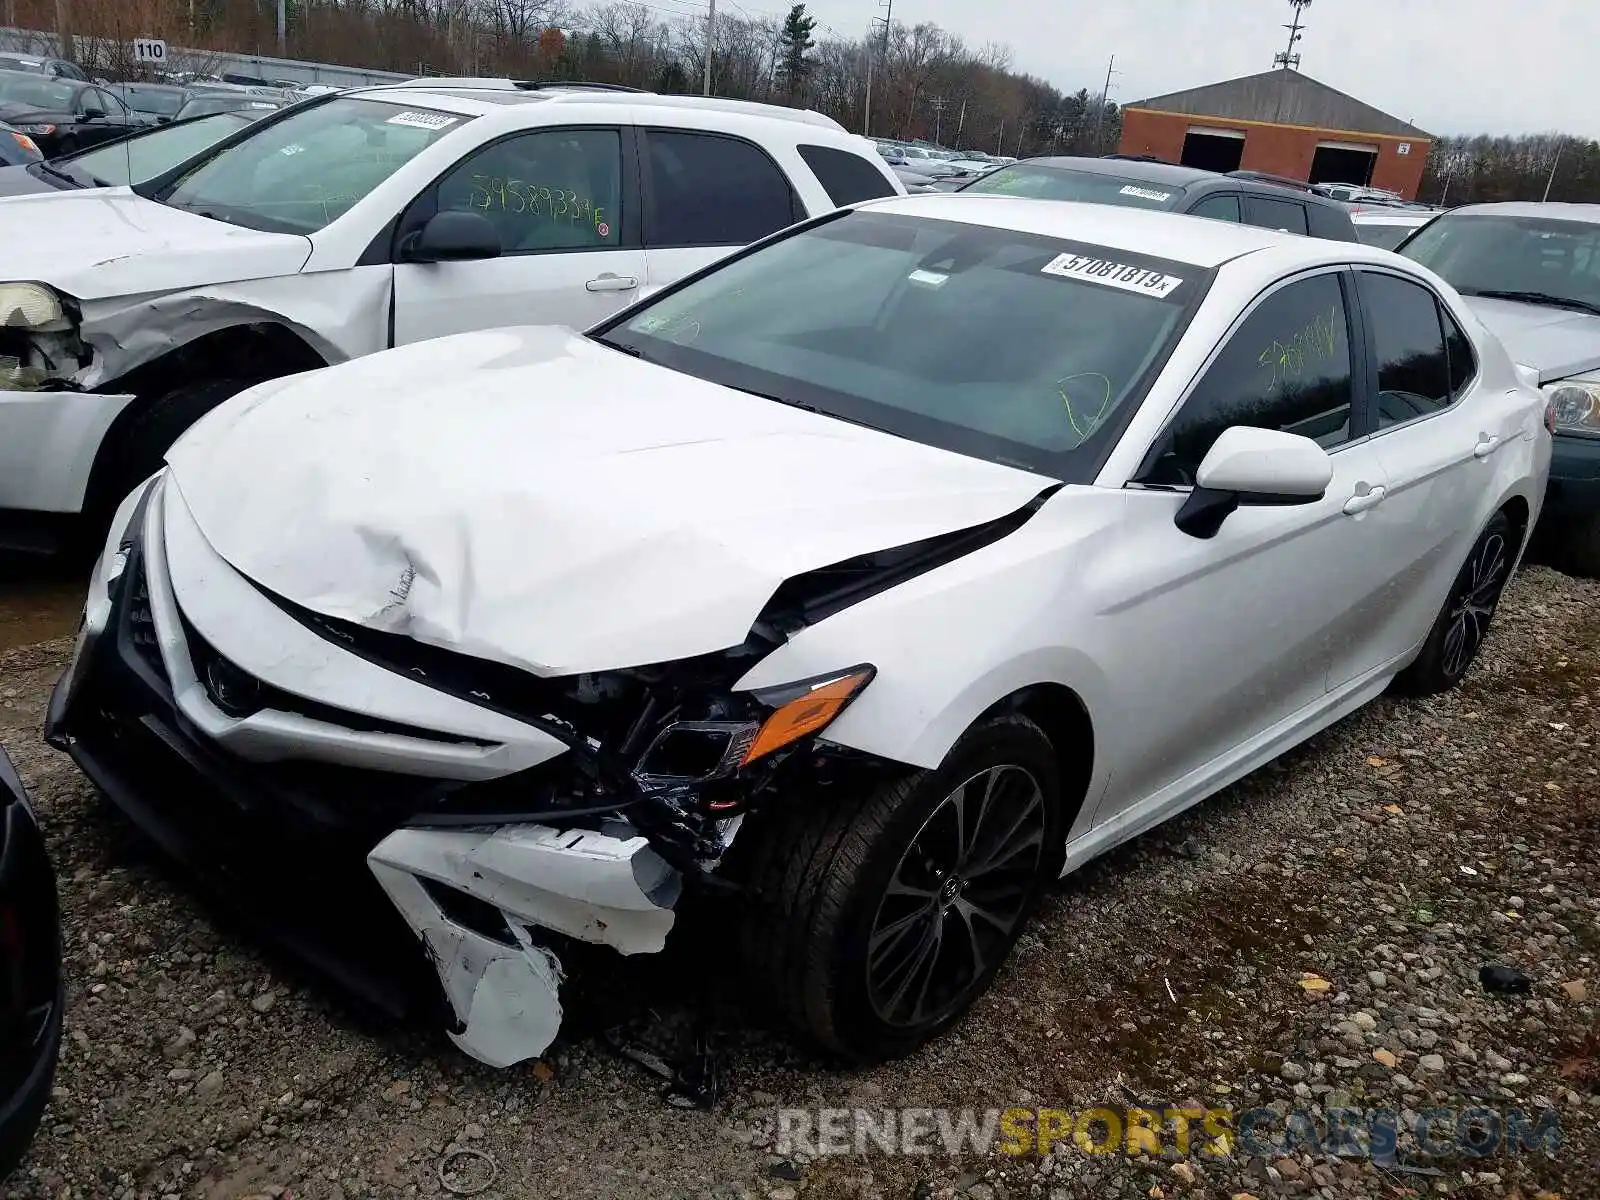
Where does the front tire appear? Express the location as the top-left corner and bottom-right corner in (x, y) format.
(81, 376), (263, 542)
(733, 715), (1065, 1061)
(1392, 510), (1515, 697)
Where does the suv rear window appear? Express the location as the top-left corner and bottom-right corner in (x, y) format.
(797, 143), (897, 206)
(960, 164), (1186, 210)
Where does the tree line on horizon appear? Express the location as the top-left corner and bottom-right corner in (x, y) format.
(6, 0), (1598, 202)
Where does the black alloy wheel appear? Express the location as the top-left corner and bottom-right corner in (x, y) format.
(1393, 509), (1516, 696)
(865, 764), (1047, 1028)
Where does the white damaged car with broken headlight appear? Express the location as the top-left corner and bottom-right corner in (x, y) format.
(47, 196), (1551, 1068)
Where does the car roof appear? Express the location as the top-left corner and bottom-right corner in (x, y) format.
(1440, 201), (1600, 224)
(858, 193), (1339, 268)
(353, 80), (846, 130)
(1014, 155), (1215, 187)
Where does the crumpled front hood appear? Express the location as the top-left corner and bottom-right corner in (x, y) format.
(165, 326), (1051, 676)
(1464, 296), (1600, 384)
(0, 188), (312, 299)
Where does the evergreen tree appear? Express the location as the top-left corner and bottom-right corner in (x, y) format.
(775, 4), (817, 102)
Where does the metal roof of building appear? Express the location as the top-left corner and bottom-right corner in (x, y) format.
(1128, 69), (1431, 140)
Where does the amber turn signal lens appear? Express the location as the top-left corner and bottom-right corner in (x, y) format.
(741, 668), (874, 766)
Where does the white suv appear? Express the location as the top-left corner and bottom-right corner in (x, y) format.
(0, 80), (903, 553)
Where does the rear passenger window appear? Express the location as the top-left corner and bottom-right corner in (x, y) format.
(1361, 271), (1452, 427)
(1245, 195), (1309, 236)
(645, 130), (798, 248)
(1186, 193), (1241, 222)
(1442, 305), (1478, 401)
(1143, 272), (1353, 485)
(797, 144), (897, 206)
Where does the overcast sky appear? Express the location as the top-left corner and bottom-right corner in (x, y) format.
(788, 0), (1600, 141)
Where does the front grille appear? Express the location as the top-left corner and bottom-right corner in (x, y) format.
(124, 558), (162, 675)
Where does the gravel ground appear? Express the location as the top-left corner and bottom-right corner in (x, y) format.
(1, 564), (1597, 1200)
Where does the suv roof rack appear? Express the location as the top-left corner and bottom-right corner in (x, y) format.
(513, 80), (645, 92)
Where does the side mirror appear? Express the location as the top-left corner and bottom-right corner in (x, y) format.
(1175, 425), (1333, 539)
(402, 210), (502, 263)
(81, 107), (105, 120)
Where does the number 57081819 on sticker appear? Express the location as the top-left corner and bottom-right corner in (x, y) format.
(1040, 252), (1184, 298)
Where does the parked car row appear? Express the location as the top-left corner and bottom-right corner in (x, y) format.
(0, 74), (1589, 1181)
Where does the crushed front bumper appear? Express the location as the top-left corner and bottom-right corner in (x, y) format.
(0, 387), (135, 535)
(45, 481), (686, 1067)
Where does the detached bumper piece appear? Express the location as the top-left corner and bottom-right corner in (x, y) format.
(46, 487), (683, 1066)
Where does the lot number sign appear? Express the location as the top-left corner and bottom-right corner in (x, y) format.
(133, 38), (168, 64)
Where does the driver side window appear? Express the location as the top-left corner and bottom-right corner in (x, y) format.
(434, 128), (624, 255)
(1143, 272), (1354, 486)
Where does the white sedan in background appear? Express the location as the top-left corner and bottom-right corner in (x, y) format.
(48, 198), (1550, 1069)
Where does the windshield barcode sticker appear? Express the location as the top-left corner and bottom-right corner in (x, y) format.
(386, 110), (459, 130)
(1041, 253), (1185, 297)
(1118, 185), (1173, 201)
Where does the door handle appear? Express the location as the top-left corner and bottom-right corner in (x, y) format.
(586, 274), (639, 293)
(1343, 484), (1387, 515)
(1473, 434), (1502, 459)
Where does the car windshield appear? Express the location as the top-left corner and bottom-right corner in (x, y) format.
(158, 96), (464, 233)
(176, 95), (279, 119)
(596, 210), (1201, 478)
(118, 86), (184, 116)
(0, 73), (75, 109)
(63, 112), (251, 186)
(1401, 213), (1600, 312)
(960, 163), (1187, 210)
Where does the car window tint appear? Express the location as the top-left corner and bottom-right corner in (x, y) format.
(1362, 271), (1451, 427)
(646, 130), (797, 247)
(1244, 194), (1310, 235)
(797, 143), (897, 206)
(435, 127), (623, 254)
(1442, 305), (1477, 401)
(1187, 193), (1240, 222)
(1145, 272), (1353, 485)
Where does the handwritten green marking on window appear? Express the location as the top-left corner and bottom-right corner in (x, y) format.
(1056, 371), (1114, 440)
(467, 174), (609, 235)
(1257, 305), (1340, 394)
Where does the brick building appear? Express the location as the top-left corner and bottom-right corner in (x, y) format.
(1118, 69), (1432, 200)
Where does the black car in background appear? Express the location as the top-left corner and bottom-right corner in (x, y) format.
(958, 155), (1361, 242)
(107, 82), (189, 124)
(0, 70), (143, 155)
(0, 53), (89, 82)
(0, 747), (62, 1180)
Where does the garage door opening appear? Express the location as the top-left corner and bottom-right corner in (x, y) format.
(1180, 129), (1244, 173)
(1309, 143), (1377, 187)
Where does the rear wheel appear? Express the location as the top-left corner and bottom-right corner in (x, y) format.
(1392, 510), (1515, 696)
(733, 715), (1066, 1060)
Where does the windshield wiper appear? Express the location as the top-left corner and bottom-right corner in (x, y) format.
(34, 161), (83, 188)
(1461, 288), (1600, 317)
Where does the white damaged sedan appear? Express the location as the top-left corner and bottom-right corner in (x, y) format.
(46, 196), (1551, 1067)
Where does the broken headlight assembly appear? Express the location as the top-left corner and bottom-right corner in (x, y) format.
(632, 665), (876, 804)
(0, 281), (81, 390)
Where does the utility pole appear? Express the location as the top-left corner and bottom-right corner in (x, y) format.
(703, 0), (716, 95)
(1090, 54), (1117, 155)
(277, 0), (288, 56)
(1544, 139), (1564, 202)
(53, 0), (72, 63)
(954, 97), (966, 148)
(866, 0), (892, 137)
(928, 96), (947, 145)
